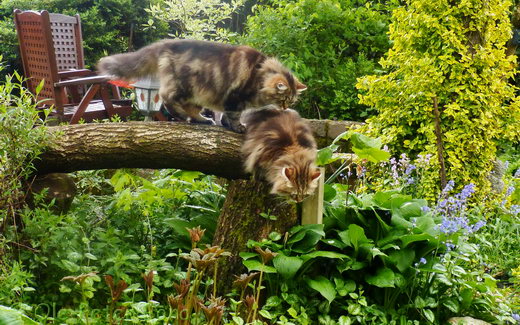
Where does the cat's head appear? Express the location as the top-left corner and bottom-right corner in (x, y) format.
(269, 153), (321, 203)
(257, 58), (307, 109)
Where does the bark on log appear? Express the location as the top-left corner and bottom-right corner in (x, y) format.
(213, 179), (299, 294)
(35, 120), (361, 177)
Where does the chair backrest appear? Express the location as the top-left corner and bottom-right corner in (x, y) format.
(14, 10), (59, 105)
(49, 13), (85, 71)
(13, 10), (85, 106)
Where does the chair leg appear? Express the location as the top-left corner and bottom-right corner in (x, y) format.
(99, 84), (117, 118)
(70, 84), (100, 124)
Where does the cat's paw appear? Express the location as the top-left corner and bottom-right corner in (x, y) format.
(225, 123), (246, 133)
(221, 115), (246, 133)
(189, 117), (216, 125)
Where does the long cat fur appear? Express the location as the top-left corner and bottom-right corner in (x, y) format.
(97, 39), (306, 132)
(241, 106), (321, 202)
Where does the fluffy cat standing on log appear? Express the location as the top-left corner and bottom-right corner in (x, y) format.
(97, 39), (307, 132)
(242, 106), (321, 202)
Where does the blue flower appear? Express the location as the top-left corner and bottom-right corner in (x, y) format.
(441, 180), (455, 196)
(445, 242), (456, 251)
(405, 164), (416, 176)
(511, 205), (520, 216)
(419, 257), (427, 264)
(514, 168), (520, 178)
(512, 313), (520, 323)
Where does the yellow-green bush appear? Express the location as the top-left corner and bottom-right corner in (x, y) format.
(357, 0), (520, 200)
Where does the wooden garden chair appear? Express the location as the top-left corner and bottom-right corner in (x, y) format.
(13, 10), (133, 123)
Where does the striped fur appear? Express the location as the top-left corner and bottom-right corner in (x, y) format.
(97, 39), (306, 132)
(242, 106), (321, 202)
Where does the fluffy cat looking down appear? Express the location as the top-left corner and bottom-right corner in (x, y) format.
(241, 106), (321, 202)
(97, 39), (307, 132)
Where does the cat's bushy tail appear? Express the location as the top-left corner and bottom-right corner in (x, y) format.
(97, 42), (163, 80)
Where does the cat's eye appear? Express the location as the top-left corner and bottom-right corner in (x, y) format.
(277, 82), (288, 91)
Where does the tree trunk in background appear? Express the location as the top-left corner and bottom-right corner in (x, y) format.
(212, 179), (298, 294)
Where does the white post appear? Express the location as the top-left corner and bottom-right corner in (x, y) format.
(301, 167), (325, 225)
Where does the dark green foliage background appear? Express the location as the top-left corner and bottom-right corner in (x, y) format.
(240, 0), (393, 121)
(0, 0), (169, 76)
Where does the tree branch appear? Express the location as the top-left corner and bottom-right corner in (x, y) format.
(35, 120), (360, 178)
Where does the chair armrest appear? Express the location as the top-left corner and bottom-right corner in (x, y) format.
(58, 69), (96, 79)
(54, 75), (110, 87)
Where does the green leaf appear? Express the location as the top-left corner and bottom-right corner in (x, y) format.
(259, 310), (273, 319)
(243, 260), (277, 273)
(305, 276), (336, 304)
(442, 298), (459, 313)
(350, 132), (382, 150)
(323, 184), (337, 201)
(287, 307), (298, 318)
(35, 79), (45, 95)
(300, 251), (349, 261)
(460, 288), (473, 310)
(388, 248), (415, 272)
(232, 316), (244, 325)
(365, 267), (395, 288)
(268, 232), (282, 241)
(239, 252), (258, 260)
(373, 190), (401, 209)
(0, 305), (39, 325)
(273, 254), (303, 279)
(338, 224), (368, 250)
(400, 233), (435, 247)
(316, 146), (335, 166)
(84, 253), (97, 260)
(352, 147), (391, 163)
(422, 309), (435, 323)
(288, 224), (325, 253)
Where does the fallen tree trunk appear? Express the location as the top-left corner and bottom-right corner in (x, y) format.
(35, 120), (359, 177)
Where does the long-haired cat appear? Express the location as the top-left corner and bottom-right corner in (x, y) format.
(241, 106), (321, 202)
(97, 39), (307, 132)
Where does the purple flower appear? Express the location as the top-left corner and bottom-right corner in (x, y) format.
(470, 220), (486, 232)
(406, 177), (415, 184)
(445, 242), (456, 251)
(421, 206), (430, 213)
(506, 185), (515, 197)
(405, 164), (416, 176)
(511, 205), (520, 216)
(512, 313), (520, 322)
(414, 257), (427, 267)
(441, 180), (455, 196)
(514, 168), (520, 178)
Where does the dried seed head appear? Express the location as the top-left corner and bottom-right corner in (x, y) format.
(233, 272), (259, 290)
(255, 246), (277, 264)
(187, 226), (206, 244)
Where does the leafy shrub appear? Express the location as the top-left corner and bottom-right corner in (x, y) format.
(357, 0), (520, 199)
(240, 0), (392, 121)
(147, 0), (246, 41)
(0, 63), (50, 225)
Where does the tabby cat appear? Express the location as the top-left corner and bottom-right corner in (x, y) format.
(241, 106), (321, 202)
(97, 39), (307, 132)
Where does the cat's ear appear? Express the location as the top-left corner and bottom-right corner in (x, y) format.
(296, 81), (307, 93)
(282, 167), (294, 179)
(311, 169), (321, 180)
(277, 82), (288, 93)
